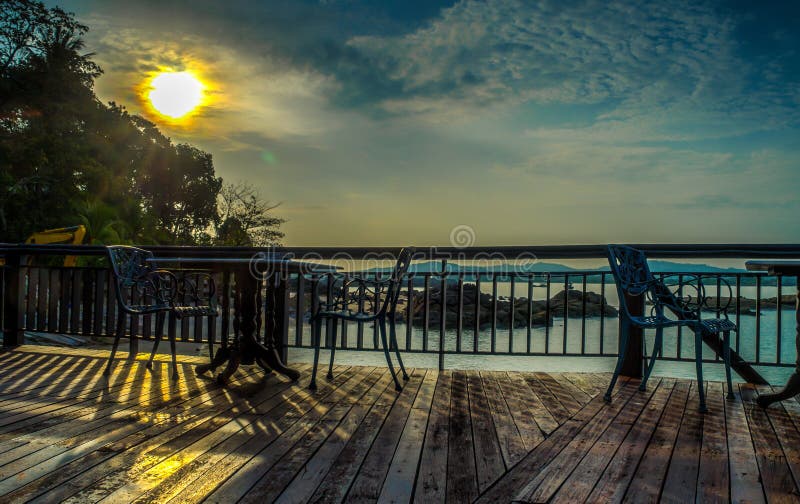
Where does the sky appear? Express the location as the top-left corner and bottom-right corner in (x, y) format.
(52, 0), (800, 247)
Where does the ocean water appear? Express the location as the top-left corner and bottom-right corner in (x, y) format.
(287, 283), (798, 386)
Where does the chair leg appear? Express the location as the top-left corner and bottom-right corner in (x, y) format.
(724, 330), (734, 401)
(169, 320), (179, 381)
(327, 320), (338, 380)
(128, 316), (138, 361)
(604, 322), (630, 402)
(379, 319), (402, 392)
(208, 317), (215, 362)
(640, 328), (662, 391)
(310, 317), (322, 390)
(695, 330), (707, 413)
(104, 315), (126, 376)
(147, 312), (166, 370)
(389, 319), (408, 380)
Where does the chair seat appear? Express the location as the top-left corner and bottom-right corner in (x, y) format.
(630, 315), (689, 328)
(699, 317), (737, 333)
(316, 310), (377, 322)
(129, 304), (170, 314)
(173, 305), (219, 318)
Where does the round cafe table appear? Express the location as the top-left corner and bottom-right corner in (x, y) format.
(745, 260), (800, 408)
(150, 256), (338, 384)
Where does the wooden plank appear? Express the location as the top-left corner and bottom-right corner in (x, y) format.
(98, 366), (365, 503)
(475, 377), (635, 503)
(518, 372), (573, 423)
(36, 267), (48, 331)
(480, 371), (528, 466)
(0, 358), (263, 450)
(445, 370), (479, 503)
(106, 270), (117, 338)
(270, 370), (395, 504)
(551, 372), (593, 405)
(622, 380), (690, 503)
(725, 384), (766, 503)
(517, 378), (664, 503)
(46, 269), (59, 332)
(307, 370), (410, 503)
(413, 371), (452, 503)
(234, 369), (388, 503)
(741, 384), (797, 502)
(344, 370), (426, 501)
(184, 366), (365, 503)
(140, 368), (387, 504)
(58, 269), (71, 333)
(70, 270), (81, 333)
(466, 371), (505, 492)
(0, 367), (221, 496)
(93, 269), (105, 335)
(562, 372), (603, 398)
(552, 379), (674, 503)
(34, 369), (281, 503)
(0, 355), (82, 396)
(660, 381), (706, 503)
(5, 350), (800, 504)
(81, 269), (94, 335)
(696, 382), (730, 503)
(503, 372), (560, 435)
(492, 371), (545, 452)
(769, 385), (800, 493)
(377, 370), (438, 503)
(25, 267), (37, 330)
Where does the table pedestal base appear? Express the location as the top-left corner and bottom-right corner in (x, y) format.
(194, 267), (299, 385)
(195, 338), (301, 385)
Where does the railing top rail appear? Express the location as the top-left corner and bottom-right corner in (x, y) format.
(1, 243), (800, 260)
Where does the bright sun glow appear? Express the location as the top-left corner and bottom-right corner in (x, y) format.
(148, 72), (203, 119)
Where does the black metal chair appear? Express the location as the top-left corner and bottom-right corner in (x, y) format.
(104, 245), (219, 380)
(310, 247), (415, 391)
(606, 245), (735, 412)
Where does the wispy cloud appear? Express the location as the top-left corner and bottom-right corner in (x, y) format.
(59, 0), (800, 245)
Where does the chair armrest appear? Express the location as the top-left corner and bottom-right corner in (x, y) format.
(656, 274), (734, 318)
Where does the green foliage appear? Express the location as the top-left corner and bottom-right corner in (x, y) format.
(0, 0), (283, 246)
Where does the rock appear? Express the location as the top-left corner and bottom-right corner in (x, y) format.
(679, 294), (794, 315)
(409, 284), (617, 329)
(295, 281), (619, 328)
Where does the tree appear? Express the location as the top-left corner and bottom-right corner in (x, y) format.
(0, 1), (282, 246)
(215, 182), (285, 246)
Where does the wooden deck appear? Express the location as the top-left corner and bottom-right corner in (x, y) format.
(0, 347), (798, 503)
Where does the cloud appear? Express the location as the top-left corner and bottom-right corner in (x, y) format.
(344, 0), (798, 138)
(59, 0), (800, 245)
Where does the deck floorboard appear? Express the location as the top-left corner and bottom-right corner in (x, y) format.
(0, 346), (798, 502)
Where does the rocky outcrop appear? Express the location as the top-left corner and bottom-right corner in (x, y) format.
(693, 294), (795, 315)
(409, 284), (617, 329)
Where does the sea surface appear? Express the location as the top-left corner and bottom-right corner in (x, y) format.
(288, 283), (798, 386)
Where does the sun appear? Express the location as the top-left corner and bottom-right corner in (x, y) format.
(147, 72), (204, 119)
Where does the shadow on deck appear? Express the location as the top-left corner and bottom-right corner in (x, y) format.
(0, 346), (797, 502)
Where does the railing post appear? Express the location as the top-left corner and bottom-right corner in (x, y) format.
(619, 292), (643, 378)
(2, 253), (25, 347)
(281, 277), (290, 363)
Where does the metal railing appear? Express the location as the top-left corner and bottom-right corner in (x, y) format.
(1, 243), (799, 374)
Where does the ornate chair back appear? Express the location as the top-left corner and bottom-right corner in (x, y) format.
(607, 244), (698, 323)
(380, 247), (416, 316)
(107, 245), (173, 315)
